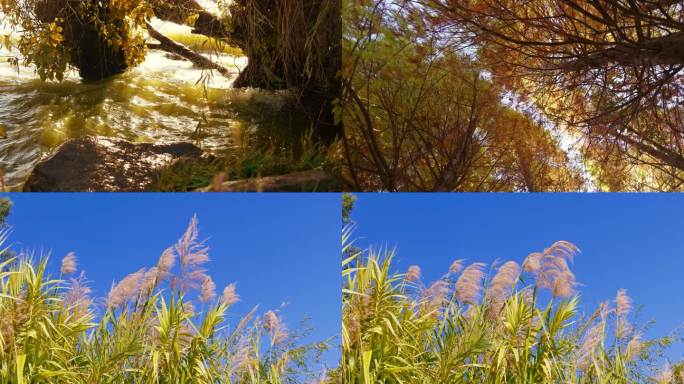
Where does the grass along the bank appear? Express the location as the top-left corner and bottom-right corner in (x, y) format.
(150, 127), (337, 192)
(0, 217), (330, 383)
(150, 92), (340, 192)
(342, 230), (683, 383)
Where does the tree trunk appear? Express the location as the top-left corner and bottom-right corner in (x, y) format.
(152, 0), (341, 142)
(35, 0), (129, 81)
(228, 0), (342, 143)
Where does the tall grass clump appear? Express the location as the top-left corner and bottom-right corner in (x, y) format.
(0, 217), (329, 383)
(228, 0), (341, 143)
(342, 231), (679, 383)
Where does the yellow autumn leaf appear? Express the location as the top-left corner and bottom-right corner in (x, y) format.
(186, 14), (200, 26)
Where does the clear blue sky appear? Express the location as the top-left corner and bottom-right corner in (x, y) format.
(1, 193), (340, 370)
(349, 193), (684, 362)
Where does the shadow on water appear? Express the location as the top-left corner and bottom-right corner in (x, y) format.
(0, 49), (303, 190)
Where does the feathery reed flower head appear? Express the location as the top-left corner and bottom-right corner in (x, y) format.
(545, 240), (579, 261)
(61, 252), (77, 275)
(626, 334), (642, 361)
(230, 334), (255, 377)
(615, 289), (633, 339)
(141, 267), (158, 293)
(449, 259), (464, 274)
(598, 300), (611, 321)
(263, 310), (280, 331)
(175, 215), (211, 291)
(522, 252), (542, 273)
(577, 321), (603, 371)
(156, 247), (175, 281)
(199, 275), (217, 303)
(617, 321), (634, 340)
(421, 279), (449, 315)
(183, 300), (196, 316)
(552, 273), (575, 298)
(221, 283), (240, 306)
(107, 268), (145, 309)
(455, 262), (486, 304)
(63, 271), (92, 314)
(405, 265), (421, 282)
(486, 261), (521, 314)
(531, 241), (579, 297)
(654, 363), (672, 384)
(274, 325), (289, 344)
(615, 289), (632, 318)
(263, 310), (289, 344)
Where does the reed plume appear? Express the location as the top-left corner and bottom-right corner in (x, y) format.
(522, 252), (542, 273)
(455, 262), (486, 304)
(156, 247), (175, 281)
(449, 259), (464, 274)
(421, 279), (449, 316)
(263, 310), (280, 331)
(343, 237), (668, 384)
(60, 252), (77, 275)
(175, 215), (211, 292)
(626, 333), (642, 361)
(616, 288), (633, 339)
(63, 271), (92, 315)
(485, 261), (521, 315)
(405, 265), (421, 282)
(654, 363), (672, 384)
(616, 289), (632, 316)
(221, 283), (240, 306)
(263, 310), (289, 344)
(107, 268), (145, 309)
(526, 241), (579, 297)
(141, 267), (158, 293)
(199, 275), (217, 302)
(0, 219), (326, 383)
(577, 321), (603, 371)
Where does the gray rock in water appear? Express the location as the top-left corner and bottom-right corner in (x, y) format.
(23, 136), (205, 192)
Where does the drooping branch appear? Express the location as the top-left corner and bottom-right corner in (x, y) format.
(145, 22), (232, 77)
(562, 31), (684, 70)
(616, 131), (684, 172)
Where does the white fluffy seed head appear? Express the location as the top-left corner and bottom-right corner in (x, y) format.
(61, 252), (77, 275)
(455, 262), (486, 304)
(199, 276), (217, 303)
(107, 269), (145, 309)
(221, 283), (240, 306)
(486, 261), (521, 315)
(626, 334), (642, 361)
(405, 265), (421, 282)
(615, 289), (632, 318)
(449, 259), (464, 274)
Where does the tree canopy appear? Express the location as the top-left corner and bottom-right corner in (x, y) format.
(340, 0), (585, 191)
(340, 0), (684, 191)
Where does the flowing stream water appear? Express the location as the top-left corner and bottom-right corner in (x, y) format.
(0, 18), (269, 190)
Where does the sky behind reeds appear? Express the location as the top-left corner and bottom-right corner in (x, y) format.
(1, 193), (341, 368)
(350, 193), (684, 362)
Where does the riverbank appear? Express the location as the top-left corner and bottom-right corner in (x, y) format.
(0, 10), (340, 191)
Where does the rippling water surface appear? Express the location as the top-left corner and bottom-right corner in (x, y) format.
(0, 19), (257, 189)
